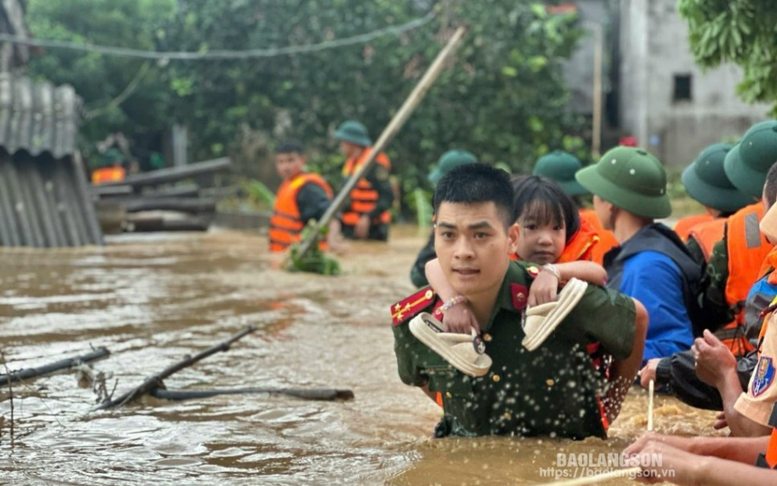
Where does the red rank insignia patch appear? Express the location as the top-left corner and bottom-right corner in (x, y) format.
(510, 283), (528, 310)
(390, 287), (437, 326)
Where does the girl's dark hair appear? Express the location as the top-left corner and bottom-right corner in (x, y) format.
(511, 175), (580, 242)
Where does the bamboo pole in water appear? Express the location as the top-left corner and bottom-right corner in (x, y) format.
(93, 327), (256, 411)
(0, 347), (110, 387)
(295, 26), (467, 259)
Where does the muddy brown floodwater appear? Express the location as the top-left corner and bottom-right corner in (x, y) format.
(0, 227), (721, 485)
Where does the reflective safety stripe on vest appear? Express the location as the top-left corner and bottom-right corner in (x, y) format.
(687, 218), (726, 262)
(269, 173), (333, 252)
(579, 208), (618, 265)
(341, 148), (391, 226)
(558, 216), (599, 263)
(674, 213), (714, 242)
(726, 203), (774, 321)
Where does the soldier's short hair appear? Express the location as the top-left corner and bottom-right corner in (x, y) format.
(434, 163), (514, 229)
(276, 140), (305, 155)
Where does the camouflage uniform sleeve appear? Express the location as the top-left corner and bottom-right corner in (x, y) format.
(366, 164), (394, 218)
(392, 322), (431, 387)
(699, 239), (734, 328)
(410, 232), (436, 287)
(561, 286), (636, 360)
(296, 183), (331, 223)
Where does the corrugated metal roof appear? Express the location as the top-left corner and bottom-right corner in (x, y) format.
(0, 152), (102, 247)
(0, 73), (81, 159)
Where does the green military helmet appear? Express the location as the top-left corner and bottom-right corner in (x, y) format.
(532, 150), (588, 197)
(682, 143), (752, 212)
(724, 143), (763, 199)
(428, 149), (478, 183)
(731, 120), (777, 197)
(576, 146), (671, 219)
(333, 120), (372, 147)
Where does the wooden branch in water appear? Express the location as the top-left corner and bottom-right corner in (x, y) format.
(150, 387), (355, 402)
(0, 347), (110, 387)
(93, 326), (256, 411)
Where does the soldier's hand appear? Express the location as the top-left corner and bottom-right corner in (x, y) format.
(442, 303), (480, 334)
(692, 330), (736, 387)
(638, 359), (659, 388)
(527, 270), (558, 307)
(355, 215), (370, 239)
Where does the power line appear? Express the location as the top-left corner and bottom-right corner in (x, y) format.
(0, 11), (435, 61)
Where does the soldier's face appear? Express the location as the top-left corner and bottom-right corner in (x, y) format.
(434, 201), (518, 302)
(275, 152), (305, 180)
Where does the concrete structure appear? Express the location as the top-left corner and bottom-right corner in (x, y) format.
(617, 0), (771, 166)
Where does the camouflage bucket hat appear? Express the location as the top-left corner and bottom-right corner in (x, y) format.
(575, 147), (671, 219)
(682, 143), (752, 212)
(532, 150), (588, 197)
(333, 120), (372, 147)
(428, 150), (478, 183)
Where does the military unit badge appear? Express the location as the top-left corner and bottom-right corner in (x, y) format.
(752, 356), (775, 397)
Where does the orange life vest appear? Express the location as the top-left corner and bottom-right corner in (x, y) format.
(341, 148), (392, 227)
(726, 203), (774, 318)
(557, 217), (599, 263)
(510, 217), (600, 264)
(269, 173), (333, 253)
(91, 166), (126, 184)
(763, 429), (777, 468)
(686, 217), (750, 353)
(712, 204), (773, 355)
(579, 208), (618, 265)
(674, 213), (714, 241)
(687, 218), (726, 261)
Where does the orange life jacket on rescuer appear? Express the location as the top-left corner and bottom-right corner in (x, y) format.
(269, 173), (333, 252)
(341, 148), (391, 227)
(91, 166), (126, 184)
(674, 213), (714, 241)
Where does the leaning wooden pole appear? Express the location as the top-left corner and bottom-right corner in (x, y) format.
(296, 26), (467, 259)
(0, 347), (110, 387)
(93, 326), (256, 411)
(150, 387), (354, 402)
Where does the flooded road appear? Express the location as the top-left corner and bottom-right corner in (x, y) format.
(0, 228), (720, 485)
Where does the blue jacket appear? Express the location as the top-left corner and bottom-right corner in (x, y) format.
(605, 224), (702, 363)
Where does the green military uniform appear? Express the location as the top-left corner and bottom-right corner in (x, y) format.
(392, 261), (636, 439)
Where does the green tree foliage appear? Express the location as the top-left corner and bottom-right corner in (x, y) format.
(26, 0), (177, 161)
(26, 0), (586, 216)
(678, 0), (777, 113)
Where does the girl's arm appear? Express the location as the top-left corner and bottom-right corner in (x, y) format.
(527, 261), (607, 307)
(424, 258), (479, 333)
(555, 260), (607, 285)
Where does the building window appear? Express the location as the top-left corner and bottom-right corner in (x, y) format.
(673, 75), (692, 102)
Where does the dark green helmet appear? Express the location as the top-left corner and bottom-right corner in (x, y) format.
(428, 150), (478, 183)
(576, 146), (671, 219)
(333, 120), (372, 147)
(725, 120), (777, 198)
(533, 150), (587, 197)
(682, 143), (751, 212)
